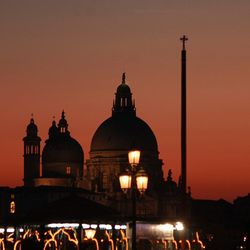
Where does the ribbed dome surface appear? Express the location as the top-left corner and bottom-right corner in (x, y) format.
(42, 135), (83, 164)
(91, 113), (158, 152)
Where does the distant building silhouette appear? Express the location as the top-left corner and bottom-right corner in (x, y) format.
(20, 73), (187, 221)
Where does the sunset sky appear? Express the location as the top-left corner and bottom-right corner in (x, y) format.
(0, 1), (249, 202)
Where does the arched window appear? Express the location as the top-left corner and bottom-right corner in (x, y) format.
(10, 201), (15, 214)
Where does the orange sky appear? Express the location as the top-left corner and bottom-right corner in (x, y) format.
(0, 1), (249, 202)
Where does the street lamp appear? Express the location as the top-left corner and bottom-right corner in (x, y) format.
(136, 168), (148, 194)
(119, 169), (132, 193)
(119, 150), (148, 250)
(128, 150), (141, 166)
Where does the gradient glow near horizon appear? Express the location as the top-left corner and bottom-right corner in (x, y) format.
(0, 1), (249, 202)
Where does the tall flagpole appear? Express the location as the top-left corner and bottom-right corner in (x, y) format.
(180, 35), (188, 195)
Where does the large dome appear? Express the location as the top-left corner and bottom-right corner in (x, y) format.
(91, 74), (158, 153)
(91, 113), (158, 152)
(87, 74), (163, 194)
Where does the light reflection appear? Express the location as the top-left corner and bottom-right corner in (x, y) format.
(7, 228), (15, 233)
(99, 224), (112, 230)
(120, 229), (128, 250)
(105, 230), (114, 250)
(13, 240), (22, 250)
(175, 222), (184, 231)
(195, 231), (205, 249)
(43, 228), (78, 250)
(82, 223), (90, 229)
(47, 223), (79, 228)
(0, 223), (195, 250)
(0, 238), (5, 250)
(157, 223), (174, 231)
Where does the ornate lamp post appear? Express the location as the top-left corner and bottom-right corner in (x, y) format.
(119, 150), (148, 250)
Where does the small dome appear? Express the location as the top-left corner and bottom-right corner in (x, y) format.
(42, 112), (84, 174)
(42, 135), (83, 164)
(26, 118), (38, 137)
(116, 72), (132, 95)
(116, 82), (131, 95)
(91, 113), (158, 152)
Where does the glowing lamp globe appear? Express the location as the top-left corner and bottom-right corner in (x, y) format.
(119, 171), (132, 192)
(128, 150), (141, 166)
(136, 168), (148, 194)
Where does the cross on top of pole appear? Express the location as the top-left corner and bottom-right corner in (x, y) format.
(180, 35), (188, 50)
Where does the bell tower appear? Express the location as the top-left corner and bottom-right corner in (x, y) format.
(23, 117), (41, 186)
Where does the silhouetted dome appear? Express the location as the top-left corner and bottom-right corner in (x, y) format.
(42, 135), (83, 164)
(116, 82), (131, 95)
(42, 112), (84, 165)
(91, 113), (158, 152)
(91, 73), (158, 153)
(26, 118), (38, 137)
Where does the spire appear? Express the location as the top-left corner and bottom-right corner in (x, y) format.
(30, 117), (35, 125)
(61, 110), (65, 119)
(30, 113), (34, 124)
(122, 72), (126, 84)
(112, 73), (136, 115)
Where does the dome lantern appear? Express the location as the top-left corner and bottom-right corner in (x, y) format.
(26, 117), (38, 137)
(112, 73), (135, 115)
(58, 110), (69, 134)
